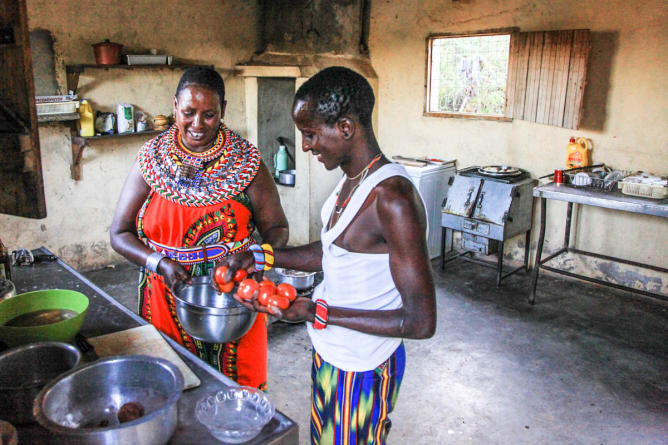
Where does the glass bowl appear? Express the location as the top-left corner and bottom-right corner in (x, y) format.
(195, 386), (275, 443)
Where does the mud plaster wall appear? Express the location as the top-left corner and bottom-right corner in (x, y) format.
(369, 0), (667, 294)
(0, 0), (259, 270)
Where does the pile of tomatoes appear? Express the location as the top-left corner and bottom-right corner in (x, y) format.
(214, 266), (297, 311)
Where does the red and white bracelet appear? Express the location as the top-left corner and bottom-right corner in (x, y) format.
(313, 299), (328, 330)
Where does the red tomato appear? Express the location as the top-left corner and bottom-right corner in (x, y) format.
(257, 287), (273, 306)
(236, 279), (259, 301)
(233, 269), (247, 282)
(218, 281), (235, 293)
(276, 283), (297, 302)
(214, 266), (229, 285)
(268, 295), (290, 310)
(259, 279), (275, 289)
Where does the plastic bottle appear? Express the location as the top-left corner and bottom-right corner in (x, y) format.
(566, 137), (592, 169)
(273, 144), (289, 178)
(78, 99), (95, 137)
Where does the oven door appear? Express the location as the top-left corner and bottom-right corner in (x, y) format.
(472, 181), (514, 225)
(443, 176), (482, 218)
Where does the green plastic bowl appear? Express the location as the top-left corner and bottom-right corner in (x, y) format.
(0, 290), (89, 347)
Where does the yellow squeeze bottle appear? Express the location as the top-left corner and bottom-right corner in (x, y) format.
(566, 137), (591, 169)
(78, 99), (95, 137)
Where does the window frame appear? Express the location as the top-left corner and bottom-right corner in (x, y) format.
(424, 30), (514, 122)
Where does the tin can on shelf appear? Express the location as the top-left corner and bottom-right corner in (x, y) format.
(554, 169), (564, 184)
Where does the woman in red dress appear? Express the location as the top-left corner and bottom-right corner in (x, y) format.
(110, 67), (288, 389)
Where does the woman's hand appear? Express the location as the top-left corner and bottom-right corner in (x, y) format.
(211, 252), (257, 292)
(159, 259), (191, 290)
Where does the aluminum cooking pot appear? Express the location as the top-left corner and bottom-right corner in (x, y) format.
(0, 342), (81, 424)
(34, 355), (183, 445)
(278, 169), (295, 186)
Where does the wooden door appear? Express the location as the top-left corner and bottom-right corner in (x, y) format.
(0, 0), (46, 218)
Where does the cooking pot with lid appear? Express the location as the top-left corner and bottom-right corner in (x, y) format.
(92, 39), (123, 65)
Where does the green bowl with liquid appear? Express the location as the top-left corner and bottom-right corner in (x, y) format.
(0, 290), (89, 348)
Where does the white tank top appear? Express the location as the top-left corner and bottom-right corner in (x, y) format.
(307, 163), (424, 372)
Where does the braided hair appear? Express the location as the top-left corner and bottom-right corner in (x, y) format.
(175, 66), (226, 110)
(295, 66), (374, 128)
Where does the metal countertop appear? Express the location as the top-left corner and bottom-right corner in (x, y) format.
(11, 247), (298, 445)
(533, 183), (668, 217)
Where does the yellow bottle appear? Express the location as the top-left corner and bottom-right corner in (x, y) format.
(78, 99), (95, 137)
(566, 137), (592, 169)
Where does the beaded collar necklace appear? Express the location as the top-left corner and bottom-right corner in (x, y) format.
(166, 125), (226, 186)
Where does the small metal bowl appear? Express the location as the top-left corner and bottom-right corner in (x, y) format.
(196, 386), (275, 443)
(33, 355), (183, 445)
(0, 342), (81, 424)
(172, 276), (257, 343)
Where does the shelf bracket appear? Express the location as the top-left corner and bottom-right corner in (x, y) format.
(71, 135), (87, 180)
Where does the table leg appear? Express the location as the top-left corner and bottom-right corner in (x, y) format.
(440, 227), (447, 270)
(529, 197), (547, 304)
(564, 202), (573, 248)
(496, 241), (504, 287)
(524, 230), (531, 272)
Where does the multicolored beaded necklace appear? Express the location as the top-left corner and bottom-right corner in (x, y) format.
(138, 124), (262, 207)
(167, 125), (226, 188)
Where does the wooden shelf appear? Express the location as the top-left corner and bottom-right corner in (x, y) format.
(65, 63), (214, 93)
(37, 112), (79, 123)
(80, 129), (162, 141)
(70, 130), (161, 181)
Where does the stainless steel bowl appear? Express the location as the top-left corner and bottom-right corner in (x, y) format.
(172, 276), (257, 343)
(34, 355), (183, 445)
(0, 341), (81, 424)
(274, 268), (315, 290)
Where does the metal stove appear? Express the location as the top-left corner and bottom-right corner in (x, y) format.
(440, 166), (537, 285)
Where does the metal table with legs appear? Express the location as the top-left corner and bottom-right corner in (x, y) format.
(529, 183), (668, 304)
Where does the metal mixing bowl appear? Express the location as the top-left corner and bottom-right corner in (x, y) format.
(0, 342), (81, 424)
(33, 355), (183, 445)
(172, 276), (257, 343)
(274, 268), (316, 290)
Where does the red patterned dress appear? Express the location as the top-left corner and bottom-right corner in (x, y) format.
(136, 124), (268, 390)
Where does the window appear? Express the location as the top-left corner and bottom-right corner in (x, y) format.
(427, 33), (510, 117)
(426, 30), (591, 129)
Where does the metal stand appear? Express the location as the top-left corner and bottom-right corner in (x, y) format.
(441, 228), (531, 287)
(529, 197), (668, 305)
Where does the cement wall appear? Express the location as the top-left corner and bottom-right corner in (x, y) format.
(0, 0), (259, 270)
(369, 0), (668, 294)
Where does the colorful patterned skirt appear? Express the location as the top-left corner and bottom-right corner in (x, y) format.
(310, 343), (406, 445)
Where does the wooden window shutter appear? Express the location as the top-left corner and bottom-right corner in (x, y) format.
(0, 0), (46, 219)
(505, 29), (590, 130)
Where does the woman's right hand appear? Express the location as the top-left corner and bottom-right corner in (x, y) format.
(159, 259), (191, 290)
(211, 251), (257, 292)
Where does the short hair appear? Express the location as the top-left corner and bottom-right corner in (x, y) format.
(295, 66), (374, 128)
(175, 66), (225, 109)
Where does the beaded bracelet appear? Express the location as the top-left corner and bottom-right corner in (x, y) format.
(313, 299), (328, 330)
(260, 244), (274, 271)
(248, 244), (265, 272)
